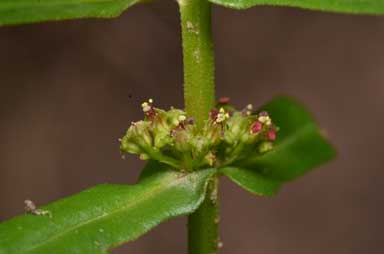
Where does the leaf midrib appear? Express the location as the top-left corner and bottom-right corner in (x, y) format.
(23, 173), (190, 253)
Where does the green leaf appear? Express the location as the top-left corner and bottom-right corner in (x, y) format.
(208, 0), (384, 14)
(0, 167), (216, 254)
(222, 96), (335, 195)
(0, 0), (139, 26)
(221, 167), (282, 196)
(138, 160), (168, 182)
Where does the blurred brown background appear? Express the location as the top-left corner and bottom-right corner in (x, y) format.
(1, 1), (383, 253)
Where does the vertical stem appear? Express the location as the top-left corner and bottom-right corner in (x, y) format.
(178, 0), (219, 254)
(179, 0), (215, 127)
(188, 177), (219, 254)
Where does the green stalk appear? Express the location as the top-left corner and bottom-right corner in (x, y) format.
(179, 0), (215, 128)
(178, 0), (219, 253)
(187, 177), (219, 254)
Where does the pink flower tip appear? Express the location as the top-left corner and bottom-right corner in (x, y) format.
(218, 96), (230, 104)
(250, 121), (263, 134)
(210, 109), (219, 120)
(267, 129), (276, 141)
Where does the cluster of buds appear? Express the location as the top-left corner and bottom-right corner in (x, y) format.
(120, 98), (278, 171)
(250, 111), (277, 141)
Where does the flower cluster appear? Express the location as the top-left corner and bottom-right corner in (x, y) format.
(120, 98), (278, 171)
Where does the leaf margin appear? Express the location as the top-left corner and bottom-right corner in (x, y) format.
(208, 0), (384, 15)
(0, 167), (216, 254)
(0, 0), (140, 26)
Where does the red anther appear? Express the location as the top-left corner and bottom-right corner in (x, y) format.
(187, 117), (195, 125)
(250, 121), (263, 134)
(267, 129), (276, 141)
(218, 97), (230, 104)
(259, 111), (269, 117)
(210, 109), (219, 121)
(146, 109), (156, 119)
(178, 122), (186, 130)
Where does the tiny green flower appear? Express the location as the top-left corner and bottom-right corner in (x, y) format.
(215, 108), (230, 123)
(120, 98), (278, 171)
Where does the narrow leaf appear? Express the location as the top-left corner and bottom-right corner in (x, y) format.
(0, 168), (215, 254)
(208, 0), (384, 14)
(0, 0), (139, 26)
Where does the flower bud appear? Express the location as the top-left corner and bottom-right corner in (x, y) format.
(250, 121), (263, 134)
(259, 141), (273, 153)
(267, 129), (276, 141)
(218, 96), (230, 104)
(120, 121), (152, 155)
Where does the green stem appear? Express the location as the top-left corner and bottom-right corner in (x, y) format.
(178, 0), (219, 253)
(188, 177), (219, 254)
(179, 0), (215, 128)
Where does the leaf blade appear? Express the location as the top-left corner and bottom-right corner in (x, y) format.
(221, 167), (282, 196)
(0, 0), (139, 26)
(0, 168), (215, 254)
(208, 0), (384, 14)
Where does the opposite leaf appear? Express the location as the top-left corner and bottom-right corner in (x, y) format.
(209, 0), (384, 14)
(0, 167), (215, 254)
(221, 166), (282, 196)
(0, 0), (139, 26)
(223, 96), (335, 195)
